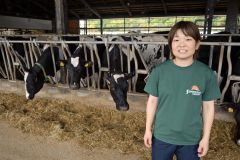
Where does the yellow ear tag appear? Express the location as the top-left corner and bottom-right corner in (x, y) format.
(60, 61), (65, 67)
(227, 107), (233, 113)
(84, 63), (89, 67)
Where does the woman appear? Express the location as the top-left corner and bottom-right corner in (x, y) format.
(144, 21), (221, 160)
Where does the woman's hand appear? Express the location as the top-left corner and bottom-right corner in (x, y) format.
(144, 130), (152, 148)
(197, 137), (209, 157)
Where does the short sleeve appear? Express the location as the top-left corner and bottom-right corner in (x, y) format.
(202, 71), (221, 101)
(144, 67), (159, 97)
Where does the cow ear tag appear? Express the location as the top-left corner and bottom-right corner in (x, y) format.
(84, 63), (89, 67)
(60, 61), (65, 67)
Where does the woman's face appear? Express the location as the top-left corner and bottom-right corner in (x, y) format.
(171, 29), (200, 61)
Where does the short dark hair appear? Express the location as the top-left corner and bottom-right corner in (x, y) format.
(168, 21), (201, 59)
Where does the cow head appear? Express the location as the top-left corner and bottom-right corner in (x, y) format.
(22, 46), (62, 100)
(66, 54), (92, 90)
(105, 72), (135, 111)
(24, 68), (45, 100)
(134, 35), (168, 70)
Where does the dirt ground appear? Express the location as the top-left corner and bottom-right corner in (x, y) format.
(0, 80), (240, 160)
(0, 120), (141, 160)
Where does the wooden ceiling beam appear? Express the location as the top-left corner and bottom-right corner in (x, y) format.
(160, 0), (168, 15)
(25, 0), (53, 16)
(79, 0), (101, 18)
(119, 0), (132, 16)
(69, 10), (80, 19)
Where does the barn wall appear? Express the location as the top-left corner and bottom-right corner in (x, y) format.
(68, 20), (79, 34)
(0, 15), (52, 30)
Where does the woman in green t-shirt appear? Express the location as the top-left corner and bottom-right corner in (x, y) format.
(144, 21), (221, 160)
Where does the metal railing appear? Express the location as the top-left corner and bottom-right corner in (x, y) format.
(0, 34), (240, 103)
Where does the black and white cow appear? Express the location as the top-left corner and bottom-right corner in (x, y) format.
(23, 45), (64, 99)
(235, 103), (240, 146)
(66, 36), (106, 90)
(133, 32), (169, 71)
(103, 34), (167, 111)
(66, 44), (93, 90)
(104, 36), (135, 111)
(198, 32), (240, 146)
(198, 32), (240, 102)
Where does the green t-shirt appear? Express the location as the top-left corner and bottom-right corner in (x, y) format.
(144, 60), (221, 145)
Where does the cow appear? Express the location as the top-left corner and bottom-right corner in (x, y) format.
(103, 36), (135, 111)
(133, 31), (169, 71)
(66, 36), (106, 90)
(197, 32), (240, 102)
(236, 103), (240, 146)
(103, 34), (167, 111)
(197, 32), (240, 146)
(23, 45), (65, 99)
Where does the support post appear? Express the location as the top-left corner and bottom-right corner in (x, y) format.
(54, 0), (68, 34)
(203, 0), (215, 35)
(225, 0), (239, 33)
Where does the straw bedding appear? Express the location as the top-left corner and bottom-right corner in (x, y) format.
(0, 92), (239, 160)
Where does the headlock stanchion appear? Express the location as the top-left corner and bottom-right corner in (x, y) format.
(0, 34), (240, 105)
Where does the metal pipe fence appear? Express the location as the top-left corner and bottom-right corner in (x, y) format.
(0, 34), (240, 103)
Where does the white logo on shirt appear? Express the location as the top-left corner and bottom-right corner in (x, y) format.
(186, 85), (201, 96)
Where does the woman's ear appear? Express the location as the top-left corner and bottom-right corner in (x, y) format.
(196, 40), (200, 50)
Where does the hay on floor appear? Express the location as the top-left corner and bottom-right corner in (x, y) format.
(0, 92), (239, 160)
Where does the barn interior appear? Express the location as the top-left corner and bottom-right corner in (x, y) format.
(0, 1), (240, 160)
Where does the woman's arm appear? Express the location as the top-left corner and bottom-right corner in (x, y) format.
(144, 95), (158, 148)
(198, 100), (215, 157)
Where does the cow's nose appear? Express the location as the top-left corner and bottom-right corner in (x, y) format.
(116, 104), (129, 111)
(28, 94), (34, 100)
(69, 82), (80, 90)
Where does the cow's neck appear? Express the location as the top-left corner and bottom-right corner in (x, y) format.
(31, 64), (45, 80)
